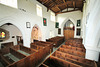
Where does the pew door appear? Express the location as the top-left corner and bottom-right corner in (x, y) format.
(64, 30), (74, 40)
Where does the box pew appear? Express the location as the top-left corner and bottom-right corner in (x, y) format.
(65, 42), (84, 48)
(8, 43), (53, 67)
(7, 52), (36, 67)
(11, 45), (36, 55)
(45, 56), (82, 67)
(35, 41), (53, 52)
(46, 36), (64, 47)
(0, 54), (11, 67)
(1, 42), (14, 49)
(61, 45), (86, 53)
(31, 43), (44, 50)
(58, 47), (85, 58)
(10, 48), (26, 59)
(8, 49), (48, 67)
(53, 51), (95, 67)
(0, 42), (14, 55)
(65, 38), (84, 48)
(0, 47), (27, 67)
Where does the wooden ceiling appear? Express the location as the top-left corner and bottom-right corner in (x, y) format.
(37, 0), (86, 15)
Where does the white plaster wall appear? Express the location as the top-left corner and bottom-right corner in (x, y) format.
(0, 0), (56, 47)
(0, 25), (22, 45)
(82, 0), (100, 61)
(56, 11), (83, 38)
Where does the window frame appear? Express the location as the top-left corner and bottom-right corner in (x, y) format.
(36, 4), (42, 17)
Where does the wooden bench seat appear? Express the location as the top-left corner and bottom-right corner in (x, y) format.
(52, 51), (95, 67)
(58, 47), (85, 58)
(50, 56), (82, 67)
(65, 38), (84, 48)
(61, 45), (86, 53)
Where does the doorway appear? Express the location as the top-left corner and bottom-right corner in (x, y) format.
(63, 20), (75, 40)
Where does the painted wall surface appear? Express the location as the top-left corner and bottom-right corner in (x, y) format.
(0, 25), (22, 45)
(57, 11), (82, 38)
(0, 0), (56, 47)
(82, 0), (100, 61)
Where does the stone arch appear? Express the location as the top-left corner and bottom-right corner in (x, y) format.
(31, 24), (42, 42)
(0, 18), (24, 45)
(60, 17), (76, 37)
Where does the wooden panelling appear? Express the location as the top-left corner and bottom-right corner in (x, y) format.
(64, 30), (74, 40)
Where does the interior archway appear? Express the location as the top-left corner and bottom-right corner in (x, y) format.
(0, 23), (23, 45)
(31, 24), (42, 43)
(63, 20), (75, 40)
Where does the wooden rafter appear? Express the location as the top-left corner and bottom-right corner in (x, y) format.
(56, 9), (80, 15)
(37, 0), (84, 15)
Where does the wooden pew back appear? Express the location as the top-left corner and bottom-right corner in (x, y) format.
(10, 48), (26, 59)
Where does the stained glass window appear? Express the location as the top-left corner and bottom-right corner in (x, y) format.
(0, 32), (5, 38)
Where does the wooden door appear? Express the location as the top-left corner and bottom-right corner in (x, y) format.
(64, 30), (74, 40)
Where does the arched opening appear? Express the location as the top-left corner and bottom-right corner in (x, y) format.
(31, 24), (42, 42)
(0, 23), (23, 45)
(63, 20), (75, 40)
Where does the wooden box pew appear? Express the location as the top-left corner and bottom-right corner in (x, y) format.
(0, 42), (14, 55)
(34, 41), (48, 47)
(0, 47), (10, 55)
(9, 48), (27, 60)
(48, 56), (82, 67)
(1, 42), (14, 49)
(46, 36), (64, 47)
(37, 41), (53, 51)
(65, 42), (84, 48)
(8, 52), (36, 67)
(0, 54), (12, 67)
(35, 41), (53, 53)
(11, 45), (36, 56)
(53, 51), (95, 67)
(8, 47), (52, 67)
(31, 43), (44, 50)
(0, 48), (27, 67)
(61, 45), (86, 53)
(58, 47), (85, 58)
(34, 42), (53, 58)
(31, 42), (53, 55)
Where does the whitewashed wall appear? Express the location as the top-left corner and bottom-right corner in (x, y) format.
(82, 0), (100, 61)
(56, 11), (83, 38)
(0, 0), (56, 47)
(0, 25), (22, 45)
